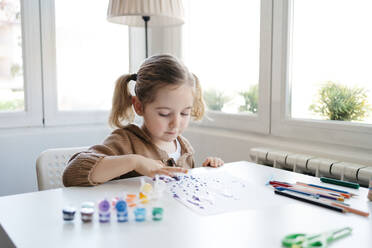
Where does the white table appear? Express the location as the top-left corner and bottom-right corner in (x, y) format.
(0, 161), (371, 248)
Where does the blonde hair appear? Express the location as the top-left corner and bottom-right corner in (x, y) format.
(109, 54), (205, 128)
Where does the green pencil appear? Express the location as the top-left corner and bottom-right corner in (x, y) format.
(320, 177), (360, 189)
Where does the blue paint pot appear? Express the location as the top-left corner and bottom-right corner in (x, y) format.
(134, 206), (146, 222)
(116, 199), (128, 222)
(62, 206), (76, 221)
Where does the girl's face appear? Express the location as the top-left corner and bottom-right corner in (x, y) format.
(134, 84), (194, 146)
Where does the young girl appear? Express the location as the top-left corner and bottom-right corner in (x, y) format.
(63, 54), (224, 187)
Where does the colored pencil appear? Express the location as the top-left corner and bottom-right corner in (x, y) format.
(275, 186), (344, 202)
(330, 202), (369, 217)
(274, 190), (345, 213)
(269, 181), (292, 187)
(306, 182), (354, 195)
(270, 181), (345, 201)
(320, 177), (360, 189)
(286, 186), (344, 202)
(293, 185), (343, 197)
(274, 187), (315, 197)
(296, 182), (354, 198)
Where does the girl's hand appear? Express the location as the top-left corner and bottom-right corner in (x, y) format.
(134, 156), (188, 178)
(202, 157), (224, 168)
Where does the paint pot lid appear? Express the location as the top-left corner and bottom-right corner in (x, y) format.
(152, 207), (163, 214)
(98, 199), (110, 212)
(134, 205), (146, 213)
(62, 206), (76, 214)
(81, 201), (95, 209)
(116, 200), (127, 212)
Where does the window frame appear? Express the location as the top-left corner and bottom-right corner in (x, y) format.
(271, 0), (372, 149)
(186, 0), (273, 134)
(0, 0), (43, 128)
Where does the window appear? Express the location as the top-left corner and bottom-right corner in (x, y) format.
(183, 0), (272, 133)
(54, 0), (128, 111)
(0, 0), (43, 128)
(290, 0), (372, 124)
(0, 0), (129, 128)
(40, 0), (129, 126)
(271, 0), (372, 148)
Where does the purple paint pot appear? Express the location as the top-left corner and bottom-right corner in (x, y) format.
(98, 199), (111, 223)
(62, 206), (76, 221)
(80, 208), (94, 223)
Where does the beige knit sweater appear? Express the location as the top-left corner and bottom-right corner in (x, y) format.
(62, 124), (195, 187)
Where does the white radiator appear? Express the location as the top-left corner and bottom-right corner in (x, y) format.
(249, 147), (372, 187)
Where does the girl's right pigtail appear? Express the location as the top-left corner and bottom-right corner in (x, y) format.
(108, 74), (134, 128)
(191, 74), (205, 121)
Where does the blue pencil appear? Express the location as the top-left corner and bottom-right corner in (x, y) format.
(274, 186), (343, 201)
(306, 183), (350, 194)
(296, 182), (357, 197)
(274, 187), (317, 198)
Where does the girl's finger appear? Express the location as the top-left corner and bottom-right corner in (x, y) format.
(215, 158), (223, 166)
(203, 157), (212, 167)
(164, 167), (188, 173)
(156, 168), (174, 177)
(211, 159), (218, 167)
(158, 160), (166, 167)
(214, 157), (220, 167)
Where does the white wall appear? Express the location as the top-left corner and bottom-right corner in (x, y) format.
(186, 124), (372, 167)
(0, 125), (111, 196)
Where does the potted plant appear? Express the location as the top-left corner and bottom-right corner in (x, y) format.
(309, 81), (370, 121)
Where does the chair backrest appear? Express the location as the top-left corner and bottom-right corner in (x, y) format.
(36, 147), (88, 191)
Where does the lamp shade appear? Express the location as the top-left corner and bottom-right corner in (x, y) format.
(107, 0), (184, 27)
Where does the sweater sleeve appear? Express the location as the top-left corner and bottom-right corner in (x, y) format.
(62, 130), (133, 187)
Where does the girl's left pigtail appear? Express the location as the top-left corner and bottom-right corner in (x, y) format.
(108, 74), (134, 128)
(191, 73), (205, 120)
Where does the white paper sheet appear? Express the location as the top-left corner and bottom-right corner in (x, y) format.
(160, 169), (275, 215)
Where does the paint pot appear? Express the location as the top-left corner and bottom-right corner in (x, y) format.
(134, 206), (146, 222)
(152, 176), (166, 202)
(98, 199), (111, 223)
(368, 178), (372, 201)
(139, 192), (149, 204)
(140, 178), (153, 194)
(81, 201), (95, 209)
(152, 207), (163, 221)
(142, 183), (153, 193)
(115, 199), (128, 222)
(126, 194), (137, 208)
(80, 208), (94, 223)
(62, 206), (76, 221)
